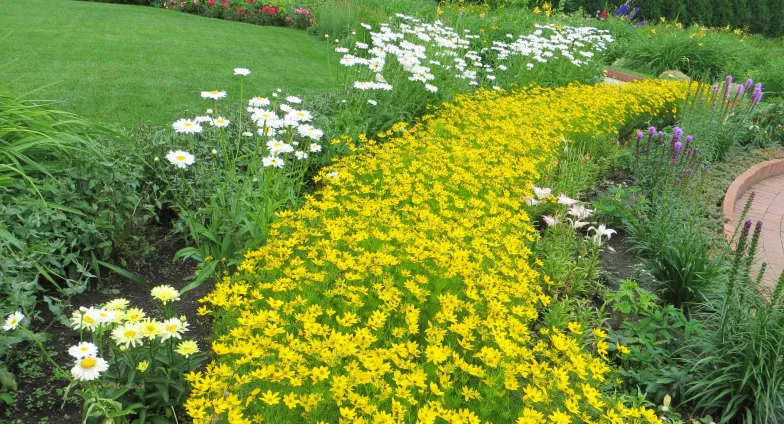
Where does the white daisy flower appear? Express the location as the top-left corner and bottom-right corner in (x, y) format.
(286, 96), (302, 104)
(367, 99), (378, 106)
(425, 84), (438, 93)
(211, 117), (230, 127)
(258, 127), (276, 137)
(194, 115), (212, 123)
(104, 298), (129, 311)
(287, 110), (313, 122)
(297, 124), (323, 140)
(71, 356), (109, 381)
(68, 342), (98, 359)
(267, 139), (294, 155)
(200, 90), (227, 100)
(3, 312), (24, 331)
(242, 131), (253, 137)
(279, 104), (294, 113)
(166, 150), (195, 169)
(263, 156), (285, 168)
(310, 143), (322, 153)
(172, 119), (203, 134)
(159, 318), (189, 342)
(206, 108), (214, 114)
(95, 309), (116, 325)
(295, 151), (309, 160)
(249, 97), (271, 107)
(251, 110), (279, 126)
(70, 308), (101, 331)
(111, 323), (144, 348)
(233, 68), (251, 76)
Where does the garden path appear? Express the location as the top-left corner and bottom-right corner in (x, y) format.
(734, 173), (784, 291)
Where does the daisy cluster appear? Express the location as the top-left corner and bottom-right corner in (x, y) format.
(246, 92), (325, 167)
(67, 286), (199, 382)
(338, 14), (613, 94)
(166, 81), (324, 170)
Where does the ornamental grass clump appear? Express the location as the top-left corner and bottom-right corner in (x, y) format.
(185, 80), (685, 423)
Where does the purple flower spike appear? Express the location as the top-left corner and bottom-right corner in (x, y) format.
(657, 131), (664, 141)
(736, 85), (744, 95)
(674, 141), (683, 153)
(672, 126), (683, 143)
(685, 135), (694, 146)
(648, 126), (656, 136)
(756, 220), (763, 231)
(636, 131), (644, 142)
(743, 219), (753, 236)
(745, 78), (754, 90)
(713, 85), (720, 94)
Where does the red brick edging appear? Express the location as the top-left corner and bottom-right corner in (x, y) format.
(604, 69), (645, 82)
(722, 159), (784, 238)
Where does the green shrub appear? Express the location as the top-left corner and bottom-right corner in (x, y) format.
(604, 280), (700, 405)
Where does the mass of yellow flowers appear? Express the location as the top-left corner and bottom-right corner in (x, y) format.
(186, 80), (686, 423)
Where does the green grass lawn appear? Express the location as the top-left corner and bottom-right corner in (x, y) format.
(0, 0), (340, 128)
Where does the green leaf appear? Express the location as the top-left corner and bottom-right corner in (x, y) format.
(97, 260), (145, 284)
(180, 260), (218, 295)
(0, 366), (17, 391)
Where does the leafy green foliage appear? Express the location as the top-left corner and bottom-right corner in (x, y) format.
(605, 280), (700, 405)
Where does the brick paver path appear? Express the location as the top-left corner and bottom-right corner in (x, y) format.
(733, 174), (784, 290)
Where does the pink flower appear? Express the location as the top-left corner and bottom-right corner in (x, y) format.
(286, 16), (292, 22)
(193, 0), (198, 4)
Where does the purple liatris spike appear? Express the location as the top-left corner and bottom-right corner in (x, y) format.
(752, 83), (763, 106)
(648, 126), (656, 136)
(742, 219), (753, 237)
(672, 126), (683, 143)
(724, 75), (733, 100)
(685, 135), (694, 146)
(636, 131), (644, 142)
(745, 78), (754, 90)
(756, 220), (763, 231)
(657, 131), (664, 142)
(713, 85), (720, 94)
(673, 141), (683, 154)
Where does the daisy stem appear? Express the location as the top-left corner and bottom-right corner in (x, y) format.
(19, 326), (67, 378)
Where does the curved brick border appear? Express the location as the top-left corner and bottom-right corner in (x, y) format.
(604, 69), (646, 82)
(722, 159), (784, 238)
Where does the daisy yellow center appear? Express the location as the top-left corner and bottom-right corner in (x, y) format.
(80, 357), (97, 369)
(83, 316), (95, 324)
(9, 318), (18, 324)
(176, 155), (186, 161)
(166, 325), (178, 332)
(79, 346), (89, 352)
(184, 122), (193, 127)
(124, 330), (137, 338)
(209, 91), (219, 95)
(217, 120), (225, 124)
